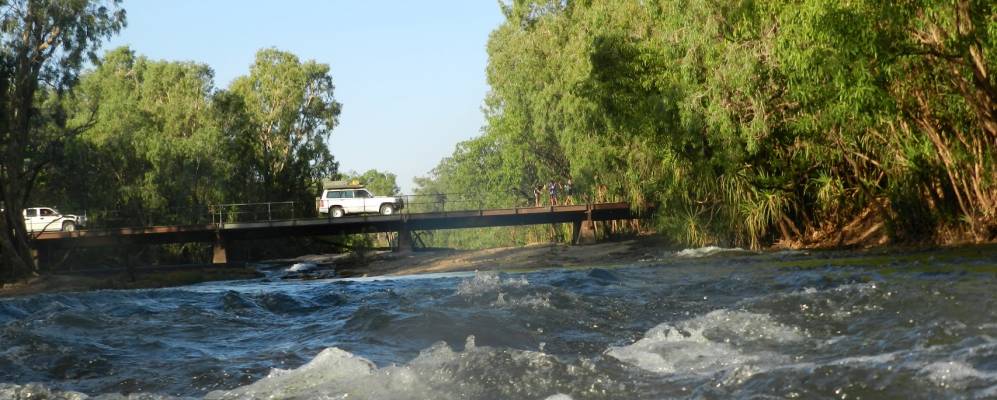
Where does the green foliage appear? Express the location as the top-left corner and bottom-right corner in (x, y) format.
(52, 47), (222, 226)
(417, 0), (997, 249)
(219, 48), (341, 207)
(22, 45), (346, 265)
(344, 169), (400, 196)
(0, 0), (125, 280)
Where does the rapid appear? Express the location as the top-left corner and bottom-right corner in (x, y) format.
(1, 247), (995, 399)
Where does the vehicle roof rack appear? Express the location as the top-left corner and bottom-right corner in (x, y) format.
(322, 179), (365, 190)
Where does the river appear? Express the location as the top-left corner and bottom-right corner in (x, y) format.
(1, 246), (995, 399)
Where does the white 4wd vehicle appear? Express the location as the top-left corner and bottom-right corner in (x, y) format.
(317, 187), (404, 218)
(23, 207), (86, 232)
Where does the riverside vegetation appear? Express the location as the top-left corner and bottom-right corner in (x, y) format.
(415, 0), (996, 249)
(2, 0), (996, 285)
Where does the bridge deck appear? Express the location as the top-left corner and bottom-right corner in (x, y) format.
(34, 202), (640, 248)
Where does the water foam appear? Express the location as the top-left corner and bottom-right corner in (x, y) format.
(606, 310), (804, 377)
(0, 383), (87, 400)
(203, 347), (434, 399)
(456, 271), (529, 297)
(287, 262), (317, 272)
(493, 292), (552, 309)
(0, 383), (180, 399)
(674, 246), (750, 258)
(206, 336), (613, 400)
(921, 361), (997, 389)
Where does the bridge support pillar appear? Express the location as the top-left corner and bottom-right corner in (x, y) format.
(212, 235), (230, 264)
(571, 219), (596, 245)
(30, 242), (54, 271)
(30, 247), (42, 270)
(395, 228), (414, 253)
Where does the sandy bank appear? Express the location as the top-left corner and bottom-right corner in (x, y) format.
(328, 237), (670, 277)
(0, 266), (262, 298)
(0, 238), (663, 297)
(5, 235), (994, 298)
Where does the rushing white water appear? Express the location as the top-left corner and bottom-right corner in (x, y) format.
(1, 248), (996, 399)
(673, 246), (751, 258)
(605, 310), (804, 376)
(286, 262), (317, 272)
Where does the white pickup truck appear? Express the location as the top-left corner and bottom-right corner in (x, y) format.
(316, 186), (404, 218)
(22, 207), (86, 232)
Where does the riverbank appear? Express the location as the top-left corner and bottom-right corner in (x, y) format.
(3, 234), (995, 298)
(0, 265), (262, 298)
(307, 236), (673, 278)
(350, 240), (996, 276)
(0, 237), (671, 298)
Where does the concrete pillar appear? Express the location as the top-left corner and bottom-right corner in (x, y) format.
(30, 247), (41, 270)
(571, 219), (597, 245)
(212, 235), (229, 264)
(31, 243), (53, 271)
(395, 228), (413, 253)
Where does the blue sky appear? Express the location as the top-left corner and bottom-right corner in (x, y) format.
(101, 1), (506, 194)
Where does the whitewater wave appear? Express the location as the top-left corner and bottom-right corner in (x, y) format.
(456, 271), (529, 297)
(493, 292), (552, 309)
(0, 383), (181, 399)
(606, 310), (805, 378)
(205, 336), (614, 400)
(287, 262), (317, 272)
(921, 361), (997, 389)
(674, 246), (751, 258)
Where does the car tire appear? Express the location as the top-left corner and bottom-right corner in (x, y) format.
(62, 221), (76, 232)
(379, 204), (395, 216)
(330, 207), (345, 218)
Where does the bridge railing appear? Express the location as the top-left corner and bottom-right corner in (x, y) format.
(70, 191), (592, 229)
(216, 193), (567, 220)
(396, 191), (574, 215)
(82, 206), (216, 229)
(400, 193), (482, 214)
(209, 202), (297, 224)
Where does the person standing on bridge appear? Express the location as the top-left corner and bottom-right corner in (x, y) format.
(534, 184), (543, 207)
(563, 178), (574, 205)
(549, 180), (559, 206)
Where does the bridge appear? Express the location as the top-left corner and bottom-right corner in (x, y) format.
(31, 202), (643, 267)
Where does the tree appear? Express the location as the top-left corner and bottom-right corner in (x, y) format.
(346, 169), (400, 196)
(421, 0), (995, 249)
(218, 48), (341, 211)
(0, 0), (125, 281)
(56, 47), (223, 227)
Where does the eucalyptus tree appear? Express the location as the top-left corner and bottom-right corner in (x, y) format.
(58, 47), (223, 227)
(218, 48), (341, 211)
(0, 0), (124, 280)
(346, 169), (400, 197)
